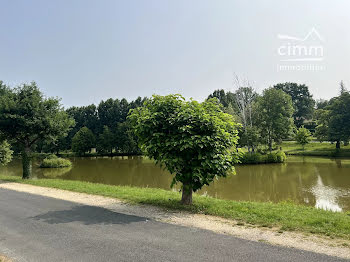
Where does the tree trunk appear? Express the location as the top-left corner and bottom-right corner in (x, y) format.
(181, 182), (193, 205)
(22, 146), (32, 179)
(336, 140), (341, 150)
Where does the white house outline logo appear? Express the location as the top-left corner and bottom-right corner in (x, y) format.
(277, 28), (324, 62)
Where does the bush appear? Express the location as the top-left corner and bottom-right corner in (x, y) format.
(266, 152), (278, 163)
(40, 155), (72, 168)
(240, 151), (286, 164)
(240, 152), (262, 164)
(275, 151), (287, 162)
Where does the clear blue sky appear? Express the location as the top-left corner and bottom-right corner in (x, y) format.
(1, 0), (349, 107)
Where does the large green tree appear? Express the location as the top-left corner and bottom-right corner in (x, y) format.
(255, 88), (294, 151)
(129, 95), (240, 205)
(0, 82), (74, 178)
(61, 97), (146, 154)
(115, 121), (140, 154)
(71, 127), (96, 155)
(325, 92), (350, 149)
(274, 83), (315, 127)
(97, 125), (114, 154)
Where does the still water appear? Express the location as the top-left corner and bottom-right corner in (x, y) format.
(1, 156), (350, 212)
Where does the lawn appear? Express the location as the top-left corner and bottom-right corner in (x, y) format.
(280, 141), (350, 157)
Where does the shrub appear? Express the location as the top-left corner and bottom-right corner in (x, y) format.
(40, 155), (72, 168)
(266, 152), (278, 163)
(240, 151), (286, 164)
(240, 152), (262, 164)
(275, 151), (287, 162)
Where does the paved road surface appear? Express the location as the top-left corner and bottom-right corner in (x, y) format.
(0, 187), (346, 262)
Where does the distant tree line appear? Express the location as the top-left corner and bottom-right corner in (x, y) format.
(208, 81), (350, 151)
(37, 97), (147, 155)
(1, 79), (349, 173)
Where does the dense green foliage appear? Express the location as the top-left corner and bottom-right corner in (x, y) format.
(254, 88), (294, 151)
(295, 126), (312, 150)
(207, 89), (238, 113)
(0, 140), (13, 165)
(0, 82), (74, 178)
(40, 155), (72, 168)
(129, 95), (240, 204)
(240, 151), (286, 164)
(62, 97), (146, 155)
(97, 126), (114, 154)
(1, 175), (350, 240)
(315, 91), (350, 149)
(71, 127), (96, 155)
(274, 83), (315, 127)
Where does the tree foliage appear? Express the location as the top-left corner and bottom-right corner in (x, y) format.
(327, 92), (350, 148)
(97, 126), (114, 154)
(129, 95), (240, 205)
(254, 88), (294, 151)
(315, 91), (350, 148)
(295, 126), (312, 150)
(72, 127), (96, 155)
(0, 82), (74, 178)
(62, 97), (147, 154)
(0, 140), (13, 165)
(274, 83), (315, 127)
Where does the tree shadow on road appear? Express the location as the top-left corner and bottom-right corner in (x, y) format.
(31, 205), (148, 225)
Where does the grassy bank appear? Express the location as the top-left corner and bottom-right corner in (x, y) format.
(281, 141), (350, 157)
(1, 175), (350, 240)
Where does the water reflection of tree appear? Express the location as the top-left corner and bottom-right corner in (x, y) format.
(200, 161), (318, 205)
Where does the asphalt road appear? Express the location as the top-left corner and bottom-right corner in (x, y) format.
(0, 188), (346, 262)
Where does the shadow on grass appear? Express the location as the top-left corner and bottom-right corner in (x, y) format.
(31, 205), (148, 225)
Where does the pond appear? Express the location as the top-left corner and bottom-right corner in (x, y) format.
(1, 156), (350, 212)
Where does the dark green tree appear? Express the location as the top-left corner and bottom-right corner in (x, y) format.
(115, 121), (140, 154)
(71, 127), (96, 155)
(129, 95), (240, 205)
(97, 125), (114, 154)
(207, 89), (238, 115)
(0, 82), (74, 178)
(239, 126), (260, 152)
(274, 83), (315, 127)
(327, 92), (350, 149)
(255, 88), (294, 152)
(314, 109), (329, 142)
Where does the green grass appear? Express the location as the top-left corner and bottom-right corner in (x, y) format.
(1, 175), (350, 240)
(281, 141), (350, 157)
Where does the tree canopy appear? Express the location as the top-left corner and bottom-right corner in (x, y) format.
(254, 88), (294, 151)
(274, 83), (315, 127)
(72, 127), (96, 155)
(295, 126), (312, 150)
(129, 95), (240, 205)
(0, 82), (74, 178)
